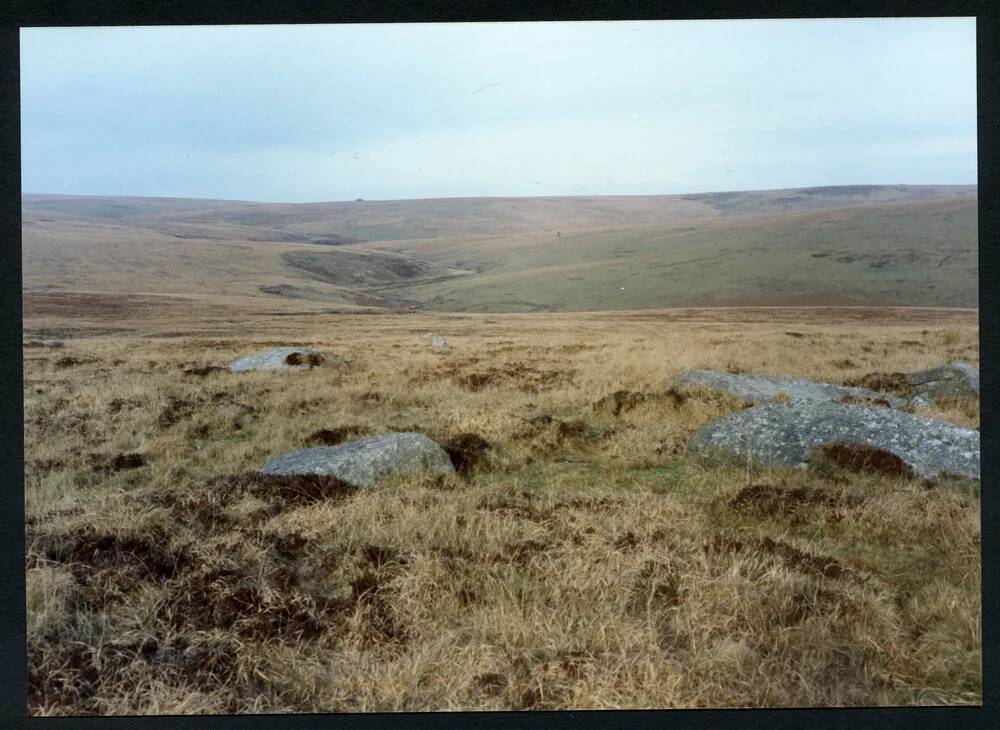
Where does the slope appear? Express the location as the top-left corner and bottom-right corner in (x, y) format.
(20, 186), (978, 314)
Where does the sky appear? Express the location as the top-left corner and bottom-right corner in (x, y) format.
(20, 18), (977, 203)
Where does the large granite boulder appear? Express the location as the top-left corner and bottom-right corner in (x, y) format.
(688, 400), (979, 480)
(906, 362), (979, 403)
(227, 347), (326, 372)
(260, 432), (455, 487)
(672, 369), (907, 409)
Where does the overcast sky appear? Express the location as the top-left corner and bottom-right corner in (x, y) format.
(20, 18), (977, 203)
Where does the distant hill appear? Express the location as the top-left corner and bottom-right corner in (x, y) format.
(21, 185), (978, 313)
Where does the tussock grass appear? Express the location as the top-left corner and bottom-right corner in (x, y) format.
(23, 308), (980, 713)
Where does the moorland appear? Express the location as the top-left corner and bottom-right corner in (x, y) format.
(21, 185), (981, 713)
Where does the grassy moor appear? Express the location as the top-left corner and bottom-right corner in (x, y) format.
(21, 186), (980, 713)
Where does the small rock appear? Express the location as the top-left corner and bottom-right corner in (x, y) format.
(689, 400), (979, 480)
(431, 335), (449, 351)
(260, 432), (455, 487)
(906, 362), (979, 403)
(672, 369), (907, 409)
(226, 347), (327, 372)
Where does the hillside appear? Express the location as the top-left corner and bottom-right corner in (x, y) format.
(21, 185), (978, 314)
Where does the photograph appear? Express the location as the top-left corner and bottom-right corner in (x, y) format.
(19, 17), (980, 714)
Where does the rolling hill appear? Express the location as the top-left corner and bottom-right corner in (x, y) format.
(21, 185), (978, 315)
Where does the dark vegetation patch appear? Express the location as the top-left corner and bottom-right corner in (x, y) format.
(158, 395), (196, 429)
(36, 526), (191, 584)
(154, 473), (359, 533)
(305, 425), (366, 446)
(89, 452), (148, 474)
(472, 672), (509, 696)
(29, 627), (246, 714)
(416, 361), (577, 394)
(209, 391), (257, 410)
(163, 562), (337, 641)
(29, 506), (413, 711)
(555, 420), (588, 439)
(555, 496), (625, 511)
(842, 371), (916, 399)
(593, 387), (686, 416)
(107, 397), (141, 413)
(54, 356), (85, 369)
(784, 331), (807, 338)
(839, 394), (893, 408)
(456, 588), (478, 607)
(813, 443), (914, 479)
(505, 649), (599, 709)
(629, 559), (681, 613)
(348, 569), (409, 648)
(832, 358), (859, 370)
(512, 415), (610, 448)
(157, 392), (257, 430)
(28, 643), (101, 714)
(183, 365), (227, 377)
(207, 472), (360, 510)
(284, 351), (325, 367)
(28, 457), (67, 473)
(361, 543), (404, 570)
(282, 248), (440, 288)
(442, 433), (493, 474)
(729, 483), (864, 518)
(705, 535), (848, 579)
(28, 466), (417, 714)
(612, 531), (640, 552)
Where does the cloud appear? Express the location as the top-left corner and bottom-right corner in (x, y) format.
(20, 18), (977, 201)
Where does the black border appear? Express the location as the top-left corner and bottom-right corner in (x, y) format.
(1, 2), (996, 729)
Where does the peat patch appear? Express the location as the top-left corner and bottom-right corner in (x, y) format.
(813, 443), (915, 479)
(442, 433), (493, 474)
(305, 425), (367, 446)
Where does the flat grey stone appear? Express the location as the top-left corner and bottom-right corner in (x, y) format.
(260, 431), (455, 487)
(672, 369), (907, 409)
(906, 362), (979, 402)
(688, 400), (980, 480)
(226, 347), (325, 372)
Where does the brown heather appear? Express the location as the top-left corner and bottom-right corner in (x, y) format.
(23, 305), (980, 714)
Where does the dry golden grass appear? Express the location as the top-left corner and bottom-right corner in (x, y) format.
(23, 307), (980, 714)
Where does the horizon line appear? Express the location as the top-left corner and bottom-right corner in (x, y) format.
(19, 182), (980, 207)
